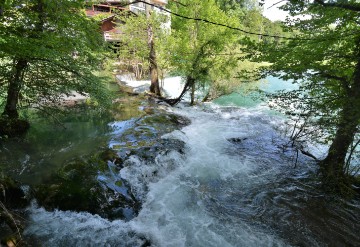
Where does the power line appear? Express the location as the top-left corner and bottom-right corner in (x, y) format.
(118, 0), (308, 40)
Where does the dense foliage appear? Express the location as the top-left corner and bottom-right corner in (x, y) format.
(165, 0), (242, 104)
(251, 0), (360, 191)
(0, 0), (110, 132)
(112, 9), (169, 81)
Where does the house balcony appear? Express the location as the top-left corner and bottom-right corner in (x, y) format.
(152, 0), (168, 6)
(104, 28), (123, 42)
(105, 0), (167, 5)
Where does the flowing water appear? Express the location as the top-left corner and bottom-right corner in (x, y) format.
(2, 77), (360, 246)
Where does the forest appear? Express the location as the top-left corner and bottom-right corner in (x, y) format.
(0, 0), (359, 246)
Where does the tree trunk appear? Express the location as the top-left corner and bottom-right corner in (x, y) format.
(321, 106), (359, 183)
(321, 51), (360, 189)
(202, 91), (211, 102)
(165, 76), (195, 106)
(190, 83), (195, 105)
(145, 1), (161, 96)
(2, 59), (28, 119)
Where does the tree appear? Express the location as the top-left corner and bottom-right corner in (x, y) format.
(215, 0), (259, 12)
(145, 0), (161, 96)
(0, 0), (12, 16)
(112, 13), (150, 80)
(253, 0), (360, 191)
(112, 3), (168, 95)
(165, 0), (240, 105)
(0, 0), (109, 135)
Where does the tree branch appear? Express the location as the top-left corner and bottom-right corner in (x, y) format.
(314, 71), (348, 82)
(314, 0), (360, 12)
(300, 149), (319, 161)
(267, 0), (287, 10)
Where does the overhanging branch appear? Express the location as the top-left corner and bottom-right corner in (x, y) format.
(314, 0), (360, 12)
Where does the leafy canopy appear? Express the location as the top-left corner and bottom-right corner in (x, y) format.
(250, 0), (360, 176)
(0, 0), (111, 111)
(167, 0), (240, 93)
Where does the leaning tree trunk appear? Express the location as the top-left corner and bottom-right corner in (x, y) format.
(165, 76), (195, 106)
(145, 1), (161, 96)
(321, 51), (360, 189)
(2, 58), (28, 119)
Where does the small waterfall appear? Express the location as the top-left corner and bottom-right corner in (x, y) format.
(24, 78), (360, 246)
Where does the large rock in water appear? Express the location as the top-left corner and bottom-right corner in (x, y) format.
(110, 112), (190, 165)
(108, 111), (190, 201)
(33, 150), (140, 220)
(33, 110), (191, 220)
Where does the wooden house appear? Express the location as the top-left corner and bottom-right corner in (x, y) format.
(85, 0), (168, 42)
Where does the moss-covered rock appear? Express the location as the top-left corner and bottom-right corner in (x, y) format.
(138, 113), (191, 133)
(31, 104), (190, 221)
(33, 153), (139, 220)
(34, 159), (100, 212)
(110, 112), (189, 165)
(112, 113), (189, 148)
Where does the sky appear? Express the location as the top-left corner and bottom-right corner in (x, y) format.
(262, 0), (288, 21)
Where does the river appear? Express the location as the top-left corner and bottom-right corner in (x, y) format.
(1, 77), (360, 246)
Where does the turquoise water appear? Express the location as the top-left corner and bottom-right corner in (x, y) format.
(214, 76), (298, 107)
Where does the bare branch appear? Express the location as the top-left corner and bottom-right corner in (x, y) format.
(267, 0), (287, 10)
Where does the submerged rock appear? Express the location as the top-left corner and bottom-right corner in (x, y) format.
(33, 153), (139, 220)
(110, 112), (189, 170)
(32, 105), (191, 221)
(108, 111), (189, 201)
(227, 137), (248, 144)
(111, 112), (190, 149)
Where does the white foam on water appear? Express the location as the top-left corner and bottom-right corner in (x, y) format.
(25, 203), (146, 246)
(118, 76), (184, 99)
(120, 147), (186, 200)
(126, 105), (289, 246)
(25, 103), (301, 246)
(162, 76), (184, 99)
